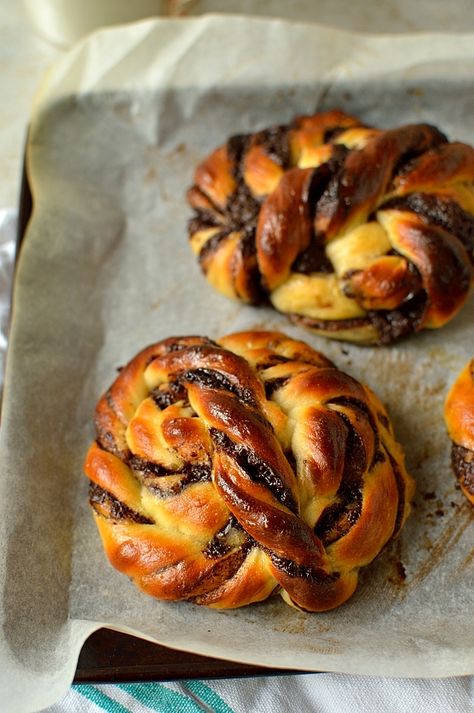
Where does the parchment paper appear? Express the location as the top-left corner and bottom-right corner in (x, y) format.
(1, 15), (474, 713)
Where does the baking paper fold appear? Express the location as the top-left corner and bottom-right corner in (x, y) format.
(1, 15), (474, 713)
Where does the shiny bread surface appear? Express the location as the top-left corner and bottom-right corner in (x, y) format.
(85, 331), (414, 611)
(188, 111), (474, 344)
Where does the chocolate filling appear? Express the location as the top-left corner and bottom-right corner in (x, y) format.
(89, 482), (153, 523)
(338, 413), (367, 484)
(315, 486), (362, 546)
(291, 243), (334, 274)
(198, 229), (233, 270)
(328, 395), (384, 467)
(210, 429), (298, 513)
(388, 125), (447, 179)
(367, 290), (428, 345)
(203, 516), (252, 559)
(255, 354), (291, 370)
(191, 549), (255, 603)
(151, 381), (188, 409)
(181, 367), (257, 406)
(322, 126), (351, 144)
(128, 456), (211, 496)
(194, 146), (263, 298)
(96, 424), (123, 458)
(254, 124), (291, 169)
(226, 184), (261, 230)
(381, 192), (474, 260)
(264, 376), (291, 398)
(386, 451), (408, 538)
(296, 286), (427, 345)
(228, 125), (291, 172)
(314, 411), (367, 545)
(230, 224), (266, 303)
(177, 341), (221, 355)
(227, 133), (252, 176)
(188, 211), (221, 235)
(159, 337), (219, 355)
(292, 313), (372, 333)
(292, 149), (349, 274)
(269, 552), (339, 583)
(290, 291), (427, 344)
(452, 443), (474, 495)
(391, 126), (447, 179)
(239, 225), (259, 256)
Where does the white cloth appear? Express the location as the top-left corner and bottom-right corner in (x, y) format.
(40, 676), (474, 713)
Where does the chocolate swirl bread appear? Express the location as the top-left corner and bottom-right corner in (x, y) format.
(84, 331), (414, 611)
(445, 359), (474, 505)
(188, 110), (474, 344)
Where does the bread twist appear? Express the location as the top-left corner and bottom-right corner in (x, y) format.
(84, 331), (414, 611)
(444, 359), (474, 505)
(188, 110), (474, 344)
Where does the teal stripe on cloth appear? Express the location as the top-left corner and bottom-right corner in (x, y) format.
(74, 684), (132, 713)
(183, 680), (235, 713)
(74, 680), (236, 713)
(117, 681), (212, 712)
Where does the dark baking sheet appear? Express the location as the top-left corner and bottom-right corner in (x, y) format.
(16, 153), (298, 685)
(75, 629), (275, 683)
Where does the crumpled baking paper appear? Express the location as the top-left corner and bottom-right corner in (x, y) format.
(0, 15), (473, 713)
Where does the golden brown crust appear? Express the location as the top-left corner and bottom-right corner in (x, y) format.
(256, 167), (315, 290)
(188, 111), (474, 345)
(444, 359), (474, 505)
(85, 331), (414, 611)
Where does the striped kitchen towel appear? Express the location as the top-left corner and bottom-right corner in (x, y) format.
(39, 675), (474, 712)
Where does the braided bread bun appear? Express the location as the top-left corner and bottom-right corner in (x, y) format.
(188, 110), (474, 344)
(444, 359), (474, 505)
(84, 331), (414, 611)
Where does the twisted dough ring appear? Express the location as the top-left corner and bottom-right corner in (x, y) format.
(188, 110), (474, 344)
(445, 359), (474, 505)
(85, 331), (414, 611)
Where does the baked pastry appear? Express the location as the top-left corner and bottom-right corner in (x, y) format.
(187, 110), (474, 344)
(444, 359), (474, 505)
(84, 330), (414, 611)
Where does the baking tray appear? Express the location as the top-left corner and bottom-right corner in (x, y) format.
(4, 25), (474, 713)
(16, 154), (296, 684)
